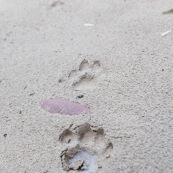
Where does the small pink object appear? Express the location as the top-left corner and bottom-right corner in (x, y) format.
(40, 98), (90, 115)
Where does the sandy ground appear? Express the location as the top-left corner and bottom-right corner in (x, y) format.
(1, 0), (173, 172)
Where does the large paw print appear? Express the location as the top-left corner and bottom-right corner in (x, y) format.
(59, 123), (113, 172)
(59, 59), (107, 90)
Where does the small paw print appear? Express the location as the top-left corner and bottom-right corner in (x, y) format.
(59, 59), (107, 90)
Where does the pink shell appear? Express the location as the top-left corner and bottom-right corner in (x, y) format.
(40, 98), (90, 115)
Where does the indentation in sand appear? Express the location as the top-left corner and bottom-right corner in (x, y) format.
(59, 59), (107, 90)
(60, 123), (113, 172)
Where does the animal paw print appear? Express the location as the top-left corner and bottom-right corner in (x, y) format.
(48, 0), (64, 9)
(59, 59), (106, 90)
(59, 123), (113, 172)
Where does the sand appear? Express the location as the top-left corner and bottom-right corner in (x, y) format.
(1, 0), (173, 172)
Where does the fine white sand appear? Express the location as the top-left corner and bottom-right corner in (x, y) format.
(1, 0), (173, 172)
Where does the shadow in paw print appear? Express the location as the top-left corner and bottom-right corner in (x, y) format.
(61, 146), (98, 172)
(48, 0), (64, 10)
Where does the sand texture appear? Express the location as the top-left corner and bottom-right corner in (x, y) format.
(1, 0), (173, 172)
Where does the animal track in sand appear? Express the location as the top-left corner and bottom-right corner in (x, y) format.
(59, 123), (113, 172)
(59, 59), (107, 90)
(48, 0), (64, 9)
